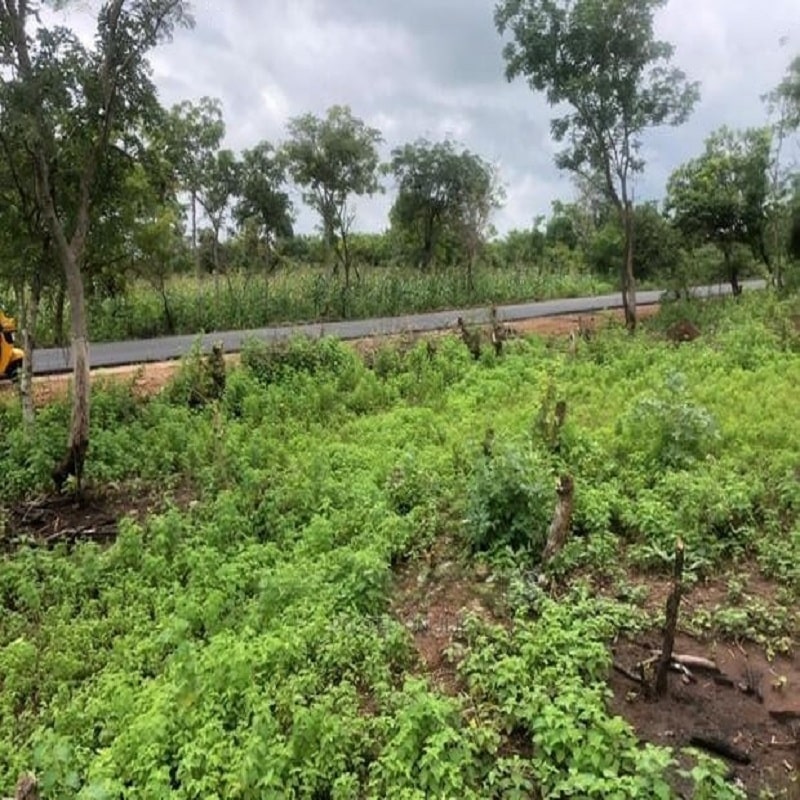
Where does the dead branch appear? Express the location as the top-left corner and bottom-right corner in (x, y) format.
(650, 652), (720, 673)
(613, 661), (643, 685)
(43, 524), (118, 545)
(655, 539), (685, 697)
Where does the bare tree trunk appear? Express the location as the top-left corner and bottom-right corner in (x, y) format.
(15, 281), (40, 429)
(191, 191), (201, 279)
(52, 249), (90, 493)
(655, 539), (685, 697)
(722, 248), (741, 297)
(622, 200), (637, 331)
(54, 280), (66, 346)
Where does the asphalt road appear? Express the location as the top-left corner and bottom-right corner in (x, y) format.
(30, 279), (765, 375)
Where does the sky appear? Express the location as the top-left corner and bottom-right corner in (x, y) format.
(50, 0), (800, 235)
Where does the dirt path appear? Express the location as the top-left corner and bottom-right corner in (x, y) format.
(1, 305), (659, 407)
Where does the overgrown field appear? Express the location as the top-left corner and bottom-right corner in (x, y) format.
(35, 265), (615, 346)
(2, 293), (799, 798)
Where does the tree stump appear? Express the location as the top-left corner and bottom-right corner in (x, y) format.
(14, 773), (38, 800)
(541, 474), (575, 564)
(655, 539), (685, 697)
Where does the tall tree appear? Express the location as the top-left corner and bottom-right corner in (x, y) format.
(163, 96), (224, 275)
(234, 140), (293, 270)
(0, 0), (192, 490)
(665, 127), (772, 295)
(389, 139), (503, 284)
(284, 105), (382, 289)
(775, 54), (800, 129)
(763, 53), (800, 288)
(196, 148), (238, 276)
(495, 0), (699, 329)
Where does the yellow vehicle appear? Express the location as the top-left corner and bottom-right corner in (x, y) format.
(0, 308), (24, 380)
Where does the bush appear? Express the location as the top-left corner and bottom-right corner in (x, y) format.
(241, 335), (354, 386)
(466, 444), (554, 554)
(617, 372), (719, 470)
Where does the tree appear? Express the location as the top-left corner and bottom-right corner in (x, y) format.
(775, 54), (800, 130)
(495, 0), (699, 329)
(196, 148), (238, 276)
(234, 141), (293, 271)
(762, 54), (800, 289)
(0, 0), (192, 490)
(284, 105), (382, 289)
(389, 139), (503, 283)
(163, 97), (225, 275)
(666, 127), (772, 295)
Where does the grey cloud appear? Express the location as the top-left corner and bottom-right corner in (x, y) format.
(118, 0), (800, 231)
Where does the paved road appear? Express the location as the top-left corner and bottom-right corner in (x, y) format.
(30, 280), (765, 375)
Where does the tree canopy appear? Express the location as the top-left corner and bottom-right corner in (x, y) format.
(389, 139), (503, 277)
(495, 0), (699, 328)
(666, 126), (772, 294)
(0, 0), (192, 486)
(283, 105), (382, 287)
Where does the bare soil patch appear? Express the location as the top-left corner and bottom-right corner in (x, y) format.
(2, 484), (193, 551)
(609, 634), (800, 797)
(392, 541), (800, 796)
(391, 538), (504, 696)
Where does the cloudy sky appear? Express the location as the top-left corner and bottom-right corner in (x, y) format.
(53, 0), (800, 235)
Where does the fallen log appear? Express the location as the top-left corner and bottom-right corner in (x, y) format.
(770, 709), (800, 725)
(689, 735), (751, 765)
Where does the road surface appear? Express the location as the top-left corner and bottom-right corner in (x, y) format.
(30, 280), (764, 375)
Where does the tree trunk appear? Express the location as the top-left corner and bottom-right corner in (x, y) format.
(13, 772), (39, 800)
(466, 246), (476, 294)
(54, 280), (66, 347)
(15, 281), (40, 430)
(621, 200), (637, 331)
(724, 248), (741, 296)
(52, 247), (90, 493)
(191, 191), (200, 279)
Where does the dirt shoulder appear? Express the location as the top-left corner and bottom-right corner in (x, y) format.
(1, 304), (659, 407)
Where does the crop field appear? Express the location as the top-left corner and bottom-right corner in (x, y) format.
(34, 266), (616, 347)
(1, 293), (800, 798)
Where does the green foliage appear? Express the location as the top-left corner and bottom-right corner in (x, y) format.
(283, 105), (382, 283)
(30, 264), (614, 346)
(388, 139), (503, 271)
(240, 335), (355, 386)
(1, 292), (798, 797)
(666, 126), (773, 289)
(466, 443), (554, 553)
(167, 342), (227, 408)
(495, 0), (699, 264)
(617, 371), (719, 470)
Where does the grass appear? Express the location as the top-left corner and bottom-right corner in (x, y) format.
(32, 263), (616, 346)
(1, 291), (798, 797)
